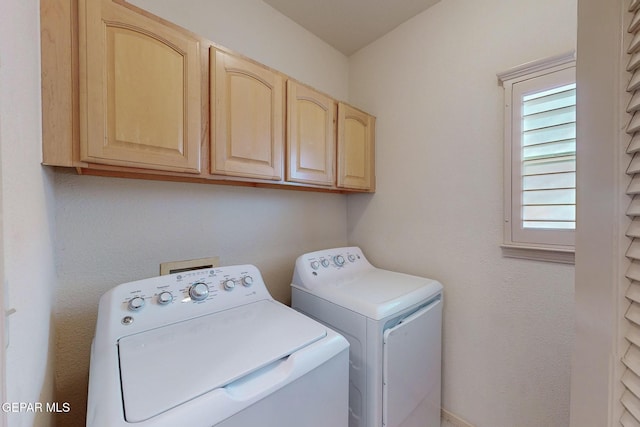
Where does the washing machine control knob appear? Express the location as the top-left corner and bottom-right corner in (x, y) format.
(310, 261), (320, 270)
(348, 254), (356, 262)
(321, 258), (330, 268)
(242, 276), (253, 287)
(223, 279), (236, 291)
(189, 282), (209, 301)
(128, 296), (145, 312)
(334, 255), (345, 267)
(157, 291), (173, 305)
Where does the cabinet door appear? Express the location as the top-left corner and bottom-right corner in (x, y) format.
(337, 103), (375, 191)
(79, 0), (201, 173)
(287, 81), (336, 186)
(212, 49), (284, 180)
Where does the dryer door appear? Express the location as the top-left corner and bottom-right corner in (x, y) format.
(382, 297), (442, 427)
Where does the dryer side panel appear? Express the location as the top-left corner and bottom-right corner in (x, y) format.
(291, 288), (368, 427)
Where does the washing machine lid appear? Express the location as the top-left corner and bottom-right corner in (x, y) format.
(118, 299), (327, 423)
(297, 268), (442, 320)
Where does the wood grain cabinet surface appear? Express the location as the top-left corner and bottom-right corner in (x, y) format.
(286, 81), (336, 186)
(79, 0), (201, 173)
(211, 49), (284, 180)
(337, 102), (375, 191)
(40, 0), (375, 193)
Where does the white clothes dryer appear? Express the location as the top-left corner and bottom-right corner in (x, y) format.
(291, 247), (443, 427)
(87, 264), (349, 427)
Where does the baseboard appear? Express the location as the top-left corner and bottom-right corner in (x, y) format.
(441, 408), (475, 427)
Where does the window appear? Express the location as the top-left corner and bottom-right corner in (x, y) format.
(498, 52), (576, 263)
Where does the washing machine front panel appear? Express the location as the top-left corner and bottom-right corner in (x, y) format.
(216, 348), (349, 427)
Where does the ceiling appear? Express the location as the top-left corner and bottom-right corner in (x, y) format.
(262, 0), (441, 56)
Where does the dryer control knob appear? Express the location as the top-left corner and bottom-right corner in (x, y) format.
(128, 296), (145, 312)
(157, 291), (173, 305)
(189, 282), (209, 301)
(310, 261), (320, 270)
(321, 259), (330, 268)
(242, 276), (253, 287)
(334, 255), (345, 267)
(348, 254), (356, 262)
(223, 279), (236, 291)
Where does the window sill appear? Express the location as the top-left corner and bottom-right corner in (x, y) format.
(501, 243), (575, 264)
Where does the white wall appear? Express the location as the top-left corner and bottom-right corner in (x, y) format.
(130, 0), (349, 100)
(52, 1), (350, 426)
(571, 0), (625, 426)
(0, 1), (57, 426)
(347, 1), (576, 426)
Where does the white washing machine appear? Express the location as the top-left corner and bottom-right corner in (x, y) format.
(86, 264), (349, 427)
(291, 247), (443, 427)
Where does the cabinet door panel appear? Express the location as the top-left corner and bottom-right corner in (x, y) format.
(344, 119), (366, 177)
(108, 27), (184, 151)
(337, 103), (375, 191)
(212, 49), (284, 180)
(287, 81), (336, 186)
(228, 74), (272, 163)
(80, 0), (201, 172)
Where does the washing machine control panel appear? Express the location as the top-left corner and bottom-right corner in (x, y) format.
(98, 264), (272, 336)
(292, 246), (373, 289)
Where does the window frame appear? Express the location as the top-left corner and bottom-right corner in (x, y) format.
(498, 52), (576, 264)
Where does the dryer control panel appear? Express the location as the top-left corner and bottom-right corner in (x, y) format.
(291, 246), (373, 289)
(95, 264), (272, 339)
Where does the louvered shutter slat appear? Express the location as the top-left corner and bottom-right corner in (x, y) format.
(632, 10), (640, 34)
(629, 305), (640, 327)
(628, 323), (640, 348)
(629, 198), (640, 217)
(631, 92), (640, 113)
(629, 112), (640, 134)
(629, 134), (640, 154)
(627, 261), (640, 282)
(624, 391), (640, 422)
(630, 242), (640, 261)
(631, 33), (640, 55)
(630, 154), (640, 175)
(629, 175), (640, 195)
(624, 369), (640, 400)
(628, 282), (640, 304)
(622, 411), (640, 427)
(631, 70), (640, 92)
(629, 52), (640, 73)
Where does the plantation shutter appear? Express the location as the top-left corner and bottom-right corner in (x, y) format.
(623, 0), (640, 424)
(498, 54), (576, 256)
(521, 84), (577, 230)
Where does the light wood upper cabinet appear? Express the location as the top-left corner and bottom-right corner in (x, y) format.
(337, 102), (376, 191)
(211, 49), (284, 180)
(79, 0), (201, 173)
(41, 0), (375, 193)
(286, 81), (336, 186)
